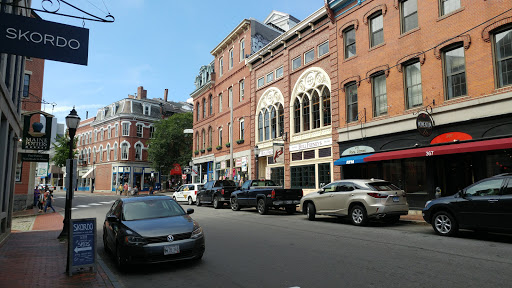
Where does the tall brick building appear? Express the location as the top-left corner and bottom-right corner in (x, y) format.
(75, 86), (192, 192)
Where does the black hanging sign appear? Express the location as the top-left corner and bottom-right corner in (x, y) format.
(21, 153), (49, 162)
(22, 112), (53, 151)
(416, 111), (434, 137)
(0, 13), (89, 65)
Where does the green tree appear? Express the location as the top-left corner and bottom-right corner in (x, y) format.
(51, 132), (78, 168)
(148, 112), (193, 174)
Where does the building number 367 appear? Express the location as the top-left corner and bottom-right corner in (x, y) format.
(426, 151), (434, 156)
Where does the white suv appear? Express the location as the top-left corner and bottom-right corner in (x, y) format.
(300, 179), (409, 226)
(173, 183), (204, 205)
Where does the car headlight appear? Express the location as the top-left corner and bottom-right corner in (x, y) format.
(424, 200), (431, 208)
(125, 235), (147, 246)
(191, 220), (203, 239)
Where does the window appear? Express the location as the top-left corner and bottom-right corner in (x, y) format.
(271, 167), (285, 187)
(346, 82), (358, 123)
(209, 95), (213, 115)
(267, 72), (274, 83)
(202, 98), (206, 118)
(229, 48), (233, 69)
(219, 93), (223, 112)
(108, 127), (111, 139)
(99, 147), (103, 162)
(144, 104), (150, 115)
(88, 148), (92, 162)
(196, 132), (199, 150)
(115, 124), (118, 137)
(100, 129), (104, 141)
(202, 129), (206, 149)
(302, 95), (310, 131)
(258, 112), (263, 141)
(228, 87), (232, 108)
(150, 126), (155, 138)
(137, 124), (143, 137)
(278, 104), (284, 137)
(92, 147), (96, 162)
(318, 163), (331, 187)
(401, 0), (418, 33)
(294, 99), (301, 133)
(344, 27), (356, 59)
(304, 49), (314, 64)
(135, 143), (142, 160)
(404, 61), (423, 108)
(465, 179), (503, 197)
(239, 119), (245, 140)
(106, 144), (111, 161)
(23, 74), (30, 97)
(257, 77), (264, 88)
(264, 109), (270, 140)
(291, 165), (315, 189)
(494, 27), (512, 88)
(196, 103), (200, 121)
(239, 80), (245, 101)
(370, 13), (384, 47)
(219, 57), (223, 76)
(318, 41), (329, 57)
(240, 39), (245, 61)
(440, 0), (460, 16)
(121, 143), (128, 160)
(322, 87), (331, 127)
(443, 46), (467, 99)
(292, 57), (301, 70)
(372, 73), (387, 116)
(208, 127), (212, 147)
(271, 107), (277, 139)
(312, 91), (320, 129)
(113, 143), (118, 160)
(276, 66), (283, 79)
(219, 128), (223, 145)
(122, 123), (129, 136)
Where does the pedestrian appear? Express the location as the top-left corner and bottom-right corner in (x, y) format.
(123, 183), (128, 196)
(44, 190), (56, 213)
(37, 189), (44, 212)
(149, 186), (153, 195)
(130, 185), (138, 196)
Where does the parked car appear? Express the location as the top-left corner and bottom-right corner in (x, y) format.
(173, 183), (204, 205)
(423, 173), (512, 236)
(103, 195), (205, 269)
(300, 179), (409, 226)
(196, 180), (238, 209)
(230, 179), (303, 215)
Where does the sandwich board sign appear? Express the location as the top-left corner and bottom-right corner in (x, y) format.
(68, 218), (96, 275)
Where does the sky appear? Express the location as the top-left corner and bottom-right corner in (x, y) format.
(32, 0), (324, 123)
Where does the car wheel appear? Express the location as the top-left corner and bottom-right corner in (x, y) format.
(432, 211), (458, 236)
(231, 197), (241, 211)
(196, 196), (202, 206)
(213, 196), (221, 209)
(306, 203), (316, 221)
(102, 229), (110, 254)
(257, 199), (268, 215)
(116, 244), (127, 271)
(350, 205), (368, 226)
(285, 206), (296, 214)
(188, 197), (193, 205)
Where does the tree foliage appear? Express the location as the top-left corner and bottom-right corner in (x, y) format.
(148, 112), (193, 174)
(51, 132), (78, 168)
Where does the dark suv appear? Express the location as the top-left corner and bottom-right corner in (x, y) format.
(423, 173), (512, 236)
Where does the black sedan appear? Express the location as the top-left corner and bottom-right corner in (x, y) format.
(423, 173), (512, 236)
(103, 195), (205, 269)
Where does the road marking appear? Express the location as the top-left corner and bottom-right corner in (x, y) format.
(89, 203), (102, 206)
(100, 201), (114, 204)
(71, 208), (78, 210)
(75, 205), (90, 208)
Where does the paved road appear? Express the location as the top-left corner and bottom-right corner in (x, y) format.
(57, 193), (512, 288)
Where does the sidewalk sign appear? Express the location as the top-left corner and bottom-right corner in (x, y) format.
(68, 218), (96, 276)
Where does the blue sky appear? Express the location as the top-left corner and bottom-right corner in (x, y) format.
(32, 0), (324, 123)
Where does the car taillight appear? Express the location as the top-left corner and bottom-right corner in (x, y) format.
(221, 189), (225, 195)
(271, 190), (275, 199)
(195, 190), (197, 195)
(367, 193), (388, 198)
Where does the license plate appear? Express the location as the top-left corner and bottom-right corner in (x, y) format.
(285, 200), (292, 204)
(392, 196), (400, 202)
(164, 245), (180, 255)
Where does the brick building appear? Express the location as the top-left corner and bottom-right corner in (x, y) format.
(191, 11), (300, 183)
(75, 86), (192, 192)
(328, 0), (512, 208)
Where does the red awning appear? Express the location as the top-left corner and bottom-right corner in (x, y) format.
(364, 137), (512, 162)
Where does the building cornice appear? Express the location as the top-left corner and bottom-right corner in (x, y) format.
(211, 19), (251, 57)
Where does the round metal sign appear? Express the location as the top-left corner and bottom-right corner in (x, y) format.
(416, 111), (434, 137)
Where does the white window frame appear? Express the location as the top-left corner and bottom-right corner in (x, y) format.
(257, 77), (265, 88)
(318, 41), (329, 57)
(219, 57), (224, 77)
(219, 93), (223, 112)
(115, 124), (118, 137)
(239, 79), (245, 101)
(121, 141), (130, 160)
(135, 142), (143, 161)
(239, 39), (245, 62)
(229, 48), (234, 69)
(136, 123), (143, 138)
(122, 122), (130, 136)
(276, 66), (284, 79)
(219, 127), (223, 145)
(114, 142), (118, 160)
(292, 56), (301, 70)
(266, 72), (274, 83)
(228, 87), (233, 108)
(304, 49), (315, 65)
(239, 119), (245, 140)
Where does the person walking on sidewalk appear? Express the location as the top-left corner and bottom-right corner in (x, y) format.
(123, 183), (128, 196)
(37, 190), (44, 212)
(44, 190), (56, 213)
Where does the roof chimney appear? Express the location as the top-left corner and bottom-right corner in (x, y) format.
(86, 111), (88, 119)
(137, 86), (144, 100)
(164, 89), (168, 102)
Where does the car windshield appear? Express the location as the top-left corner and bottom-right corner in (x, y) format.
(123, 199), (185, 221)
(251, 180), (277, 187)
(366, 182), (400, 191)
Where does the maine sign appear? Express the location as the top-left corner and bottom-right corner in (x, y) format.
(0, 13), (89, 65)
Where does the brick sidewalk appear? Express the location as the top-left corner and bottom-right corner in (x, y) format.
(2, 210), (118, 287)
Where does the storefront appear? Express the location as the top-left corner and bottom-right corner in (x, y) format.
(335, 114), (512, 209)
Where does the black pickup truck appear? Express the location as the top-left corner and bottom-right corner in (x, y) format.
(196, 180), (238, 209)
(230, 180), (303, 215)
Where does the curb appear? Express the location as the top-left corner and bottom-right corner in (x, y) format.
(97, 254), (124, 288)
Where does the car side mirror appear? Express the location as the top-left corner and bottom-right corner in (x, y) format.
(107, 215), (118, 222)
(458, 190), (465, 198)
(319, 189), (325, 194)
(186, 208), (194, 215)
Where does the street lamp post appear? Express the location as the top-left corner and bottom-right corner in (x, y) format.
(254, 146), (259, 179)
(91, 161), (95, 193)
(59, 108), (80, 241)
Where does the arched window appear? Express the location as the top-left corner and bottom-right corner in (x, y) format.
(219, 127), (223, 145)
(106, 144), (111, 161)
(209, 95), (213, 115)
(264, 109), (270, 140)
(88, 148), (91, 163)
(113, 143), (118, 160)
(208, 127), (212, 147)
(196, 103), (200, 121)
(121, 143), (129, 160)
(202, 129), (206, 149)
(271, 106), (277, 139)
(302, 94), (310, 132)
(312, 91), (320, 129)
(278, 104), (284, 137)
(99, 146), (103, 162)
(202, 98), (206, 118)
(135, 143), (142, 160)
(294, 99), (301, 133)
(92, 147), (96, 163)
(258, 112), (263, 142)
(195, 132), (199, 150)
(322, 86), (331, 126)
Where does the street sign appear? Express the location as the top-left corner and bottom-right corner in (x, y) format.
(191, 166), (199, 176)
(182, 167), (191, 174)
(68, 218), (96, 275)
(21, 153), (49, 162)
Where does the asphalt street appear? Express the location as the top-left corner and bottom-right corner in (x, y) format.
(52, 192), (512, 288)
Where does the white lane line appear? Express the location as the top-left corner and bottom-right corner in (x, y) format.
(89, 203), (102, 206)
(55, 196), (66, 199)
(100, 201), (114, 204)
(71, 208), (78, 210)
(76, 205), (90, 208)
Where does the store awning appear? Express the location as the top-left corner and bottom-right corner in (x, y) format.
(364, 137), (512, 162)
(334, 154), (374, 166)
(81, 167), (95, 179)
